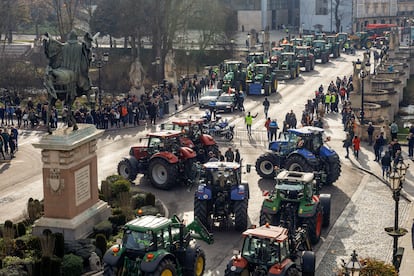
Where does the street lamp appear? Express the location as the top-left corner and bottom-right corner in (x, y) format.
(343, 250), (363, 276)
(155, 56), (161, 86)
(93, 52), (109, 113)
(261, 30), (265, 51)
(247, 33), (251, 52)
(385, 159), (410, 271)
(355, 58), (370, 125)
(230, 39), (235, 58)
(185, 51), (190, 77)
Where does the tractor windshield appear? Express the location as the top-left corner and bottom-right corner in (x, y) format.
(242, 237), (284, 265)
(123, 229), (154, 251)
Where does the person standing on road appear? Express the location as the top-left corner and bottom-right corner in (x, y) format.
(235, 148), (241, 163)
(381, 151), (392, 178)
(343, 133), (352, 159)
(269, 119), (279, 141)
(263, 97), (270, 118)
(367, 122), (374, 146)
(245, 112), (258, 136)
(225, 147), (235, 162)
(390, 121), (398, 141)
(265, 117), (271, 141)
(0, 129), (5, 160)
(352, 135), (361, 159)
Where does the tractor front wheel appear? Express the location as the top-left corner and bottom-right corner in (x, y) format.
(117, 159), (138, 182)
(148, 158), (177, 190)
(320, 194), (331, 227)
(185, 244), (206, 276)
(286, 267), (300, 276)
(150, 259), (177, 276)
(194, 198), (209, 229)
(255, 154), (278, 179)
(234, 199), (248, 231)
(103, 263), (123, 276)
(285, 155), (313, 173)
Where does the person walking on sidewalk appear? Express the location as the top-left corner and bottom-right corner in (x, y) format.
(245, 112), (258, 136)
(390, 121), (398, 141)
(367, 122), (374, 146)
(343, 133), (352, 158)
(263, 97), (270, 118)
(352, 135), (361, 159)
(407, 132), (414, 160)
(381, 151), (392, 178)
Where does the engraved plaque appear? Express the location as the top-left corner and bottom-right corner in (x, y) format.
(75, 165), (91, 206)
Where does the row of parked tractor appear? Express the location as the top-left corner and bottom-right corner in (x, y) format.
(219, 31), (387, 97)
(109, 108), (342, 275)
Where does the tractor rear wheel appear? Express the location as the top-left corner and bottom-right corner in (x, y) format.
(255, 154), (278, 179)
(117, 159), (138, 182)
(326, 153), (341, 185)
(185, 243), (206, 276)
(148, 158), (177, 190)
(234, 198), (248, 231)
(194, 198), (209, 229)
(150, 259), (177, 276)
(305, 204), (323, 244)
(285, 155), (313, 173)
(225, 132), (234, 141)
(320, 194), (331, 227)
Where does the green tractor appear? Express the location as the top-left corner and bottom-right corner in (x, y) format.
(295, 46), (315, 72)
(349, 32), (373, 49)
(103, 214), (213, 276)
(222, 60), (246, 92)
(246, 63), (278, 96)
(325, 35), (341, 58)
(312, 40), (330, 64)
(260, 170), (331, 245)
(274, 52), (300, 80)
(302, 35), (315, 46)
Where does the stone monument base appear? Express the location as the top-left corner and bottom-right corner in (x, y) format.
(32, 200), (111, 240)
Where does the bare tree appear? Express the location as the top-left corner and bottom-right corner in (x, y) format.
(47, 0), (81, 39)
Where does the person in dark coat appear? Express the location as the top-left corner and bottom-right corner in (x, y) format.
(381, 151), (392, 178)
(367, 122), (374, 146)
(148, 102), (157, 125)
(235, 148), (241, 163)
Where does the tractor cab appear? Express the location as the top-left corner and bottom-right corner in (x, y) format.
(201, 161), (242, 187)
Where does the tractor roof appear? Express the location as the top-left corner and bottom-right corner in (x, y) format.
(243, 224), (288, 242)
(224, 60), (244, 64)
(276, 170), (314, 183)
(255, 63), (271, 67)
(281, 52), (296, 56)
(203, 161), (240, 171)
(288, 126), (324, 136)
(125, 215), (171, 232)
(147, 130), (182, 138)
(296, 46), (312, 49)
(172, 118), (205, 126)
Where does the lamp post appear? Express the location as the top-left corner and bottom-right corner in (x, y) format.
(93, 52), (109, 112)
(185, 50), (190, 77)
(355, 59), (365, 125)
(343, 250), (363, 276)
(155, 56), (161, 86)
(230, 39), (235, 59)
(385, 159), (409, 271)
(247, 33), (251, 52)
(261, 30), (265, 51)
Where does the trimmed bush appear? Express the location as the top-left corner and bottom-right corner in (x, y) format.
(109, 214), (126, 227)
(16, 222), (26, 237)
(111, 179), (131, 197)
(62, 254), (83, 276)
(131, 193), (146, 209)
(144, 193), (156, 206)
(93, 220), (113, 239)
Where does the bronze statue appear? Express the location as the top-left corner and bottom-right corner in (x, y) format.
(43, 30), (95, 133)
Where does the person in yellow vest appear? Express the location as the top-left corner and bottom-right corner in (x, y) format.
(245, 111), (258, 136)
(324, 93), (331, 113)
(330, 92), (336, 113)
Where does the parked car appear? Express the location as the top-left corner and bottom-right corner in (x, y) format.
(199, 89), (222, 108)
(215, 93), (238, 113)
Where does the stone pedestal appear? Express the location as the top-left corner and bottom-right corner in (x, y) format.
(32, 124), (110, 240)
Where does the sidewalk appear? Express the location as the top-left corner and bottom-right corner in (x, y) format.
(319, 114), (414, 275)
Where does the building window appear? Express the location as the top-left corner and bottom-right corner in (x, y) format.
(315, 0), (328, 15)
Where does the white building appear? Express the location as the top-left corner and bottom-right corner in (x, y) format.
(300, 0), (352, 33)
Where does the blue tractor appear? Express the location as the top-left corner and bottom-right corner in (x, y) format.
(255, 126), (341, 185)
(194, 162), (249, 231)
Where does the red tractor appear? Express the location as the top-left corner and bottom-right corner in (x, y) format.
(117, 130), (197, 190)
(162, 118), (219, 163)
(225, 224), (315, 276)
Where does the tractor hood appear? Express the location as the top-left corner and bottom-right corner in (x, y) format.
(254, 74), (265, 82)
(223, 72), (234, 81)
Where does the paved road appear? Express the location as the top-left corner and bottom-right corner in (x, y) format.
(2, 49), (414, 274)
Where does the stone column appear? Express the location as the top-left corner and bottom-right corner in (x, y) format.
(32, 124), (110, 240)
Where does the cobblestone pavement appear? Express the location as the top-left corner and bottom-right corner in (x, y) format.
(317, 114), (414, 275)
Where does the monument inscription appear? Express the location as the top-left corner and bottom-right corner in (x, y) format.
(75, 165), (91, 206)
